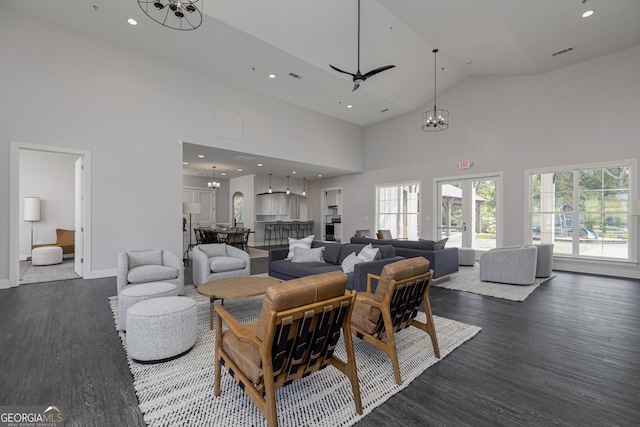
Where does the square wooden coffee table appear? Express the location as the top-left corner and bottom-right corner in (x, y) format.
(197, 276), (281, 329)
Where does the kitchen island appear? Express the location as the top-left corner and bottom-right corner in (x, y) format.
(253, 221), (314, 246)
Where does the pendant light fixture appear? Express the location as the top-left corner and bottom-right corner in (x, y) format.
(138, 0), (203, 31)
(286, 176), (290, 195)
(268, 174), (273, 193)
(208, 166), (220, 190)
(302, 178), (306, 196)
(422, 48), (449, 132)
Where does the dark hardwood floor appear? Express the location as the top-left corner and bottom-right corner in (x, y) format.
(1, 267), (639, 426)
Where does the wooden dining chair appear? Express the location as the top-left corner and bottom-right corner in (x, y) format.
(376, 229), (393, 239)
(350, 257), (440, 385)
(215, 271), (362, 427)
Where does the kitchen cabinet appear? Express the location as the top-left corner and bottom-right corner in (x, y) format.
(256, 193), (287, 215)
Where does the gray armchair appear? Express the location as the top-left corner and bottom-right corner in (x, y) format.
(192, 243), (251, 287)
(479, 246), (538, 286)
(117, 249), (184, 295)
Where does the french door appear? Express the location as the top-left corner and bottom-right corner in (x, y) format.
(436, 174), (502, 252)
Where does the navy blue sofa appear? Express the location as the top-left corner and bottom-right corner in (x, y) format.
(268, 241), (403, 292)
(350, 237), (459, 279)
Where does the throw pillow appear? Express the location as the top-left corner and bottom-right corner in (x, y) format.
(292, 246), (325, 263)
(286, 235), (315, 260)
(341, 252), (364, 274)
(434, 238), (448, 250)
(358, 243), (380, 262)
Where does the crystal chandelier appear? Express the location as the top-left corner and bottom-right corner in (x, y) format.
(422, 49), (449, 132)
(208, 166), (220, 190)
(138, 0), (203, 31)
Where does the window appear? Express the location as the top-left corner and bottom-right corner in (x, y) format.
(376, 182), (420, 239)
(233, 192), (244, 224)
(529, 161), (635, 260)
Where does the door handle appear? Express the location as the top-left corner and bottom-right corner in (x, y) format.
(462, 222), (467, 232)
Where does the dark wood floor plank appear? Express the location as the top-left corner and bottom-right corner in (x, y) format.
(1, 269), (639, 426)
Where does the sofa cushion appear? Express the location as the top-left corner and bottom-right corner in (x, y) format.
(292, 246), (325, 263)
(358, 244), (380, 262)
(210, 256), (246, 273)
(128, 249), (163, 269)
(341, 252), (364, 273)
(312, 242), (342, 265)
(127, 265), (177, 284)
(270, 260), (327, 277)
(286, 235), (315, 260)
(306, 264), (343, 275)
(200, 244), (227, 258)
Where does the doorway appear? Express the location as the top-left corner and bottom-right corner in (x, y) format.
(9, 141), (91, 287)
(435, 173), (502, 252)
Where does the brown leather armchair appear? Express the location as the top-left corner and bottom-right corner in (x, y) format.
(376, 229), (393, 239)
(354, 229), (373, 238)
(214, 271), (362, 427)
(350, 257), (440, 385)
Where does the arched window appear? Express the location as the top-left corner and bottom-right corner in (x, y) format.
(233, 192), (244, 225)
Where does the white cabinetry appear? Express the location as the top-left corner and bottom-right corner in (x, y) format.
(256, 193), (287, 215)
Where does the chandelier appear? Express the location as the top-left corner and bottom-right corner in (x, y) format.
(138, 0), (203, 31)
(422, 49), (449, 132)
(208, 166), (220, 190)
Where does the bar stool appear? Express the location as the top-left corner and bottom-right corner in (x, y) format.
(264, 223), (281, 246)
(281, 223), (295, 243)
(297, 222), (312, 238)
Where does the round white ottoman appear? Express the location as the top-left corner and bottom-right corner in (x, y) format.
(126, 296), (197, 363)
(458, 247), (476, 266)
(31, 246), (63, 266)
(118, 282), (179, 331)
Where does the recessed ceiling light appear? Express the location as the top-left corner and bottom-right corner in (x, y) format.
(582, 10), (594, 18)
(127, 18), (137, 25)
(292, 171), (297, 174)
(238, 168), (243, 172)
(198, 155), (205, 158)
(346, 104), (353, 109)
(221, 172), (226, 176)
(318, 174), (323, 177)
(257, 163), (263, 167)
(183, 162), (188, 165)
(268, 74), (276, 79)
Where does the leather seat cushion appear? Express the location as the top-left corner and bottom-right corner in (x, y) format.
(350, 291), (379, 334)
(221, 321), (263, 384)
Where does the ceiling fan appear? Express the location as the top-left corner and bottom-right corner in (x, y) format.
(330, 0), (396, 92)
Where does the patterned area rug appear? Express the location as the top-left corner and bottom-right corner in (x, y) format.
(109, 285), (481, 427)
(20, 259), (79, 284)
(433, 264), (555, 301)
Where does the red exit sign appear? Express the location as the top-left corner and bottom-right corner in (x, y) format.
(458, 160), (473, 169)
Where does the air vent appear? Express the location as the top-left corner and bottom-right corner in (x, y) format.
(232, 155), (255, 162)
(288, 72), (302, 79)
(552, 46), (574, 57)
(380, 108), (389, 113)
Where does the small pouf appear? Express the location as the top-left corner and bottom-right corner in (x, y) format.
(458, 248), (476, 266)
(118, 282), (179, 331)
(126, 296), (197, 363)
(31, 246), (63, 266)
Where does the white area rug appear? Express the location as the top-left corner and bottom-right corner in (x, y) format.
(109, 285), (480, 427)
(20, 259), (80, 284)
(433, 264), (555, 301)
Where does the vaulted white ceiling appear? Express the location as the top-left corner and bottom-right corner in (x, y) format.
(4, 0), (640, 178)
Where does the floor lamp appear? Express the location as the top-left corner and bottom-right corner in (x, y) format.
(183, 202), (201, 262)
(24, 197), (41, 256)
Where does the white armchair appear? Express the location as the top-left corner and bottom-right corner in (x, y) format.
(192, 243), (251, 287)
(479, 246), (538, 286)
(117, 249), (184, 295)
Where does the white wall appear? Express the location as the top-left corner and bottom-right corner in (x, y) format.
(320, 45), (640, 278)
(19, 151), (79, 259)
(0, 7), (364, 286)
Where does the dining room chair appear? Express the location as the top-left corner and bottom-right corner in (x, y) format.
(376, 229), (393, 239)
(214, 271), (362, 427)
(350, 257), (440, 385)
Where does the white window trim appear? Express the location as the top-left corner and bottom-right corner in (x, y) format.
(524, 158), (639, 263)
(375, 180), (422, 238)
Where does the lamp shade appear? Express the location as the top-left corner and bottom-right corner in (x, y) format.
(630, 199), (640, 216)
(24, 197), (41, 222)
(183, 202), (201, 215)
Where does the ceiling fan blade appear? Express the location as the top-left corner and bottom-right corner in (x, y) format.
(330, 64), (356, 77)
(363, 65), (396, 79)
